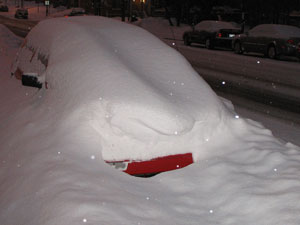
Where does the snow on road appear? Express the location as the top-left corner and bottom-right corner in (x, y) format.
(1, 16), (300, 225)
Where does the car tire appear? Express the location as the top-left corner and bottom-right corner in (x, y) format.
(234, 41), (243, 54)
(205, 38), (213, 49)
(267, 45), (277, 59)
(184, 36), (191, 46)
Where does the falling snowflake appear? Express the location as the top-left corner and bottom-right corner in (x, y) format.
(209, 209), (214, 214)
(83, 218), (87, 223)
(235, 115), (240, 119)
(221, 81), (226, 85)
(91, 155), (95, 160)
(257, 60), (260, 64)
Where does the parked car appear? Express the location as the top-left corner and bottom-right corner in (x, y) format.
(15, 8), (28, 19)
(183, 20), (242, 49)
(0, 5), (9, 12)
(233, 24), (300, 59)
(68, 7), (86, 16)
(297, 43), (300, 59)
(11, 17), (226, 177)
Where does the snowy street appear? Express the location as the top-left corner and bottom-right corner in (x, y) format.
(1, 5), (300, 225)
(138, 18), (300, 114)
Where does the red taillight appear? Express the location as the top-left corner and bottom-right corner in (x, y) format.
(217, 33), (222, 38)
(287, 39), (294, 44)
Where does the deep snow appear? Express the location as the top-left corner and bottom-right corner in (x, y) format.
(1, 16), (300, 225)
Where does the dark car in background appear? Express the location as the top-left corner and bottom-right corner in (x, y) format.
(233, 24), (300, 60)
(15, 8), (28, 19)
(183, 20), (241, 49)
(297, 43), (300, 58)
(0, 5), (9, 12)
(68, 8), (86, 16)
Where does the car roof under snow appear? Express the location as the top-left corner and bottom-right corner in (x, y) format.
(195, 20), (240, 32)
(251, 24), (300, 37)
(19, 16), (233, 161)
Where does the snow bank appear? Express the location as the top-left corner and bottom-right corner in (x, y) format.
(1, 18), (300, 225)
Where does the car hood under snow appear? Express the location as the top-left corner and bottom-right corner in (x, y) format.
(13, 16), (237, 161)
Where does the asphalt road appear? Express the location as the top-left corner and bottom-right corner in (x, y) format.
(177, 44), (300, 114)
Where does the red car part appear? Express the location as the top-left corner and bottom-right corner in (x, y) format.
(106, 153), (193, 177)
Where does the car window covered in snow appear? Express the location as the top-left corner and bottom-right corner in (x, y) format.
(195, 20), (239, 32)
(250, 24), (300, 38)
(273, 24), (300, 37)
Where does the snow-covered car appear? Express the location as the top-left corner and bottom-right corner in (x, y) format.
(0, 5), (9, 12)
(15, 8), (28, 19)
(68, 7), (86, 16)
(297, 42), (300, 58)
(183, 20), (241, 49)
(11, 16), (228, 177)
(233, 24), (300, 59)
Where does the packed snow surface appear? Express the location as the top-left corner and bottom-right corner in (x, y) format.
(1, 16), (300, 225)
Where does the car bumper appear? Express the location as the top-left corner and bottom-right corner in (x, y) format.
(215, 38), (235, 49)
(106, 153), (194, 177)
(279, 44), (300, 58)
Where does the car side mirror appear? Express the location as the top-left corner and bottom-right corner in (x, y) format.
(22, 73), (43, 89)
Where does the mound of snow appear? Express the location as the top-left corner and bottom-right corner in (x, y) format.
(1, 19), (300, 225)
(12, 16), (234, 161)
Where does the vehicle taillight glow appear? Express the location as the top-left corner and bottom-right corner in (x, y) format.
(217, 33), (222, 38)
(287, 39), (294, 44)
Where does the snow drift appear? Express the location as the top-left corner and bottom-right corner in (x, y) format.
(1, 16), (300, 225)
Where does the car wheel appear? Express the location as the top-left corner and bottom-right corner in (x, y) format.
(267, 46), (277, 59)
(184, 36), (191, 46)
(205, 39), (213, 49)
(234, 42), (243, 54)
